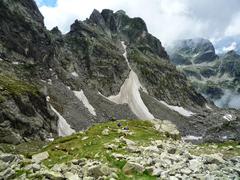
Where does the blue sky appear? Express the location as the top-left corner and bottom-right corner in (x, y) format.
(35, 0), (56, 7)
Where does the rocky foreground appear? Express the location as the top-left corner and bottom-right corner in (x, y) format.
(0, 120), (239, 180)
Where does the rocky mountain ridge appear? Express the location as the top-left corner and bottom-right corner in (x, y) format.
(168, 38), (240, 109)
(0, 0), (239, 146)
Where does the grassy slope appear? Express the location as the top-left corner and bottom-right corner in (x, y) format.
(43, 120), (165, 179)
(1, 119), (240, 179)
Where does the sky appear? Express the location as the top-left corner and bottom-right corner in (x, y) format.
(34, 0), (240, 45)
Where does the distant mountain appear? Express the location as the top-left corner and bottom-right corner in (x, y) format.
(168, 38), (240, 109)
(167, 38), (218, 65)
(213, 35), (240, 55)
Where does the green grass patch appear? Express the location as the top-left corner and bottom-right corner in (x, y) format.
(39, 120), (164, 178)
(191, 141), (240, 158)
(0, 74), (38, 96)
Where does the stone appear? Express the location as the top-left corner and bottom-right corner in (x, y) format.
(155, 120), (180, 138)
(102, 129), (110, 136)
(180, 168), (192, 175)
(24, 163), (41, 172)
(0, 160), (8, 171)
(0, 154), (16, 163)
(204, 153), (225, 164)
(81, 136), (89, 141)
(122, 162), (144, 175)
(207, 164), (218, 171)
(87, 165), (104, 177)
(100, 165), (112, 176)
(111, 153), (125, 159)
(151, 168), (162, 176)
(189, 159), (202, 172)
(104, 143), (118, 150)
(64, 172), (80, 180)
(32, 151), (49, 163)
(109, 172), (118, 179)
(39, 170), (64, 180)
(120, 137), (136, 146)
(168, 147), (177, 154)
(144, 146), (160, 154)
(125, 145), (141, 153)
(169, 176), (179, 180)
(51, 163), (68, 172)
(32, 163), (41, 172)
(83, 177), (94, 180)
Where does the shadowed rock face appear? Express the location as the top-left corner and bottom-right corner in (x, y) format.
(0, 1), (239, 144)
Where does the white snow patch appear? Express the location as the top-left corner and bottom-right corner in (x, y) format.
(12, 61), (19, 65)
(222, 136), (228, 140)
(121, 41), (131, 69)
(0, 58), (3, 61)
(223, 114), (233, 121)
(50, 105), (75, 137)
(160, 101), (195, 117)
(40, 79), (46, 83)
(49, 68), (53, 71)
(71, 72), (79, 77)
(66, 86), (71, 90)
(73, 90), (96, 116)
(107, 41), (154, 120)
(47, 138), (54, 142)
(47, 79), (52, 85)
(205, 104), (212, 110)
(98, 91), (105, 97)
(182, 135), (203, 141)
(46, 96), (50, 102)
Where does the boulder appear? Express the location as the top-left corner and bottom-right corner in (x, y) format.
(189, 159), (203, 172)
(32, 151), (49, 163)
(123, 162), (144, 175)
(102, 129), (110, 136)
(38, 170), (64, 180)
(64, 172), (80, 180)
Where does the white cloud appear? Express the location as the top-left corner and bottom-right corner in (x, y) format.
(222, 42), (237, 53)
(225, 12), (240, 37)
(37, 0), (240, 44)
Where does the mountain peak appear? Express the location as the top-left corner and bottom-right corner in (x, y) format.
(168, 38), (218, 65)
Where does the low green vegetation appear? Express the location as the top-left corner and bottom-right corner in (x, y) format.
(0, 140), (47, 158)
(0, 74), (38, 97)
(41, 120), (165, 179)
(191, 141), (240, 158)
(2, 119), (240, 179)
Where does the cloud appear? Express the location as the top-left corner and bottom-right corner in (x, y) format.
(36, 0), (240, 44)
(214, 90), (240, 109)
(222, 42), (237, 52)
(225, 12), (240, 37)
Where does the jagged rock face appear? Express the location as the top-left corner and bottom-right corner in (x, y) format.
(0, 1), (240, 145)
(0, 0), (57, 144)
(0, 0), (51, 61)
(168, 38), (218, 65)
